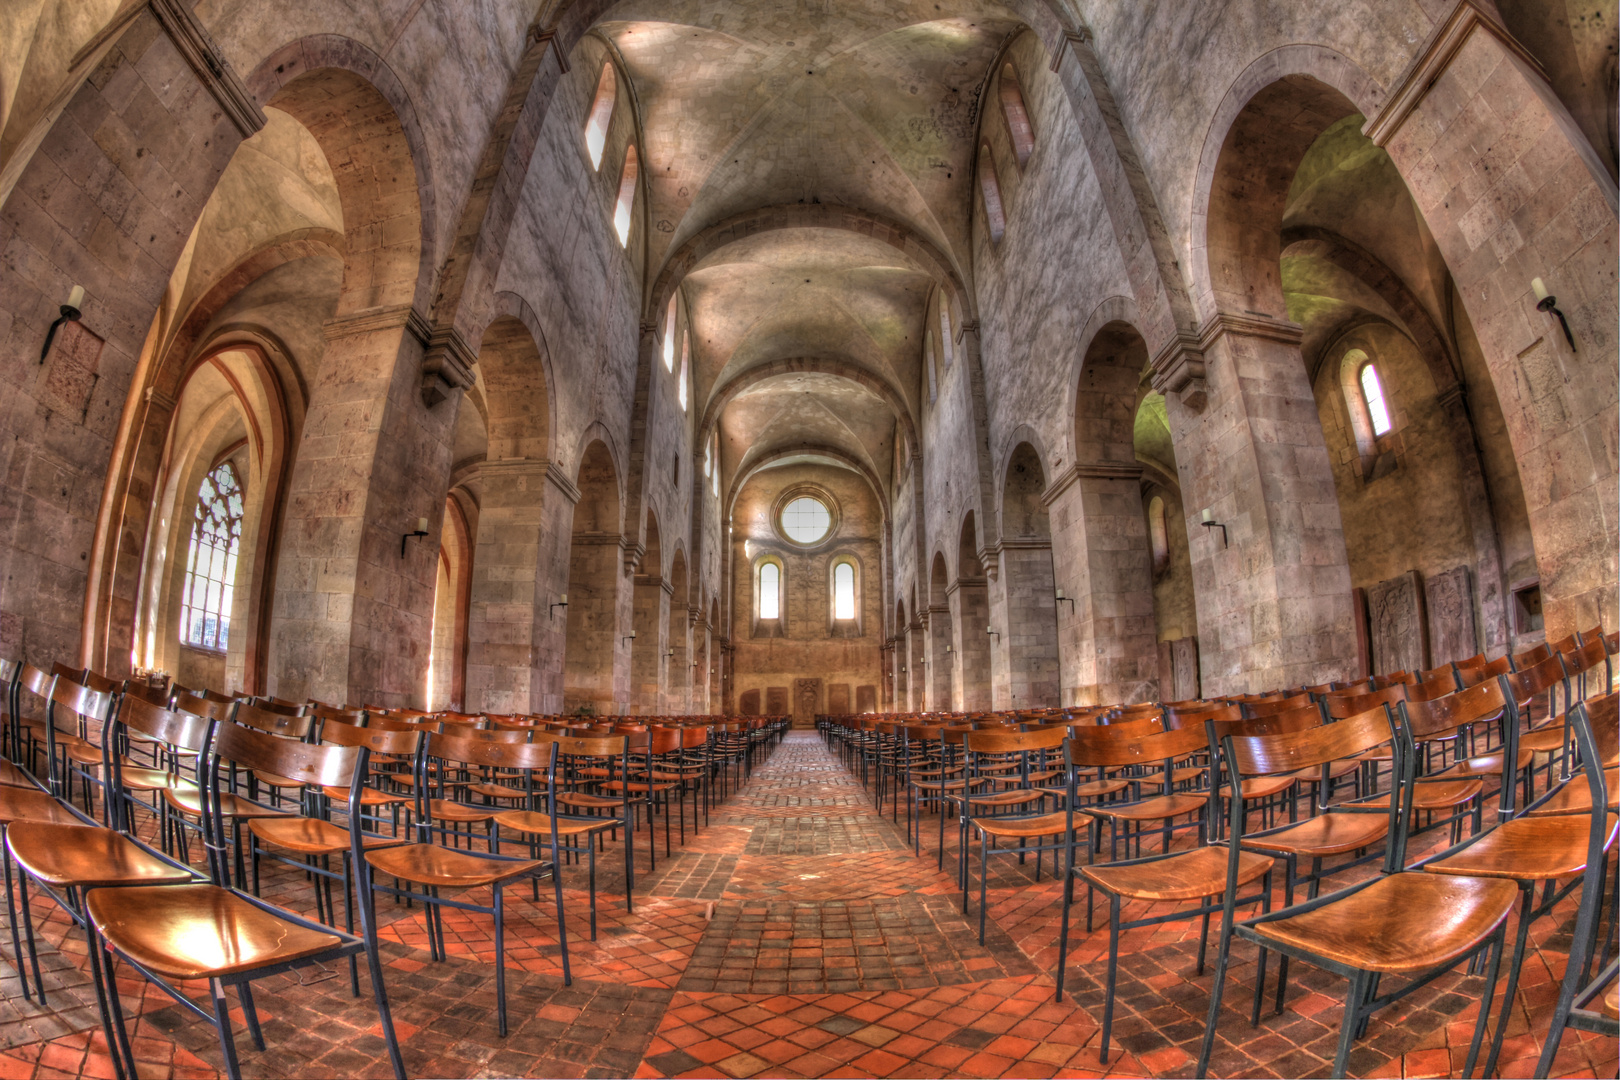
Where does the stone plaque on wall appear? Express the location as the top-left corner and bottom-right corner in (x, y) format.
(1425, 566), (1476, 666)
(765, 686), (791, 716)
(738, 689), (761, 716)
(1170, 637), (1200, 701)
(1156, 640), (1175, 701)
(827, 683), (851, 714)
(40, 321), (104, 418)
(793, 678), (822, 725)
(1368, 571), (1427, 676)
(856, 684), (877, 713)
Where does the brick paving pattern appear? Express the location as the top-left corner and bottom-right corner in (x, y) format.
(0, 730), (1613, 1079)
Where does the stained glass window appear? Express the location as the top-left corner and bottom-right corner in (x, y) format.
(181, 460), (242, 651)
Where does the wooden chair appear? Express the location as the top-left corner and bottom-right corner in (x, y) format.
(1196, 705), (1517, 1079)
(493, 732), (631, 940)
(364, 731), (567, 1035)
(245, 719), (423, 996)
(0, 767), (101, 1004)
(1419, 691), (1618, 1077)
(87, 720), (406, 1080)
(957, 726), (1071, 942)
(553, 731), (639, 909)
(1057, 723), (1273, 1064)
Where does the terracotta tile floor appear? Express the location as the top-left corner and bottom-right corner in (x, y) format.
(0, 730), (1614, 1078)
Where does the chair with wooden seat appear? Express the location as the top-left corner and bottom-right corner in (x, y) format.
(88, 720), (406, 1080)
(1196, 705), (1517, 1079)
(957, 726), (1073, 942)
(37, 675), (118, 819)
(0, 775), (103, 1003)
(1078, 719), (1211, 862)
(493, 732), (631, 940)
(1418, 691), (1618, 1077)
(553, 731), (638, 910)
(246, 719), (423, 996)
(364, 731), (567, 1035)
(1056, 722), (1273, 1064)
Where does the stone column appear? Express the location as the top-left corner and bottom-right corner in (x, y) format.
(1170, 317), (1356, 695)
(1045, 464), (1159, 705)
(464, 458), (559, 713)
(1367, 5), (1619, 639)
(948, 577), (992, 711)
(926, 604), (952, 710)
(268, 306), (457, 707)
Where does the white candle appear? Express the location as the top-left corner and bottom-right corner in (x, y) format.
(66, 285), (85, 310)
(559, 593), (567, 605)
(417, 516), (428, 532)
(1055, 588), (1065, 600)
(1531, 277), (1550, 303)
(1201, 508), (1214, 523)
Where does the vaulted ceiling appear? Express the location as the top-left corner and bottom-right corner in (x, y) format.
(598, 1), (1023, 506)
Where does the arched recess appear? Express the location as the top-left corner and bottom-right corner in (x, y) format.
(928, 552), (952, 710)
(893, 598), (908, 711)
(1063, 319), (1158, 705)
(998, 442), (1060, 708)
(247, 39), (436, 315)
(564, 438), (624, 714)
(668, 548), (690, 714)
(1134, 389), (1199, 699)
(463, 306), (558, 713)
(953, 512), (992, 712)
(907, 587), (926, 712)
(630, 511), (664, 714)
(428, 492), (474, 711)
(699, 358), (920, 472)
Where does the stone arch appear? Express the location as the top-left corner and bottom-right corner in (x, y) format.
(698, 357), (919, 466)
(564, 438), (624, 714)
(668, 547), (690, 713)
(954, 511), (992, 711)
(998, 441), (1060, 708)
(928, 551), (952, 710)
(646, 203), (974, 326)
(428, 490), (474, 711)
(473, 291), (559, 461)
(723, 446), (887, 533)
(247, 38), (437, 315)
(1191, 46), (1386, 322)
(478, 314), (552, 462)
(997, 428), (1053, 540)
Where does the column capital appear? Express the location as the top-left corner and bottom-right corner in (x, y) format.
(421, 324), (478, 408)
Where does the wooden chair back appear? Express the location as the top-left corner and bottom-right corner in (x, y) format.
(235, 702), (314, 740)
(1322, 683), (1407, 721)
(1239, 693), (1314, 719)
(1063, 722), (1207, 771)
(114, 694), (212, 754)
(173, 691), (234, 724)
(1397, 677), (1505, 744)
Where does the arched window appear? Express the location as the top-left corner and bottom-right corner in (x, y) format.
(711, 434), (720, 497)
(1359, 362), (1392, 436)
(758, 562), (780, 620)
(703, 436), (712, 478)
(181, 460), (243, 651)
(1147, 495), (1169, 574)
(999, 64), (1035, 168)
(833, 562), (856, 620)
(978, 144), (1006, 243)
(613, 144), (638, 246)
(584, 65), (617, 170)
(662, 293), (678, 370)
(939, 303), (954, 368)
(677, 330), (689, 411)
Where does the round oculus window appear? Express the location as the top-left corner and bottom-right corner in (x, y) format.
(779, 496), (832, 545)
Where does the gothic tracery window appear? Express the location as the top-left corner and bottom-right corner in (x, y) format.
(181, 460), (243, 652)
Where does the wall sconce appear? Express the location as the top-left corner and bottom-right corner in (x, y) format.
(986, 625), (1000, 642)
(1199, 508), (1228, 549)
(1055, 588), (1075, 613)
(945, 644), (953, 654)
(550, 593), (569, 616)
(1531, 278), (1576, 351)
(623, 630), (637, 644)
(400, 516), (429, 558)
(900, 665), (907, 674)
(39, 285), (84, 363)
(667, 648), (676, 658)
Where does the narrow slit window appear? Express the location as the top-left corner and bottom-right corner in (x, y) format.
(584, 66), (617, 170)
(939, 304), (954, 367)
(662, 294), (677, 370)
(1360, 363), (1392, 436)
(978, 145), (1006, 243)
(678, 330), (689, 411)
(181, 460), (243, 652)
(703, 437), (712, 478)
(999, 65), (1035, 168)
(613, 145), (638, 246)
(833, 563), (856, 620)
(759, 563), (780, 620)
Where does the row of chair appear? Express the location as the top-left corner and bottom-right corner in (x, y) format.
(822, 625), (1617, 1078)
(0, 659), (788, 1079)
